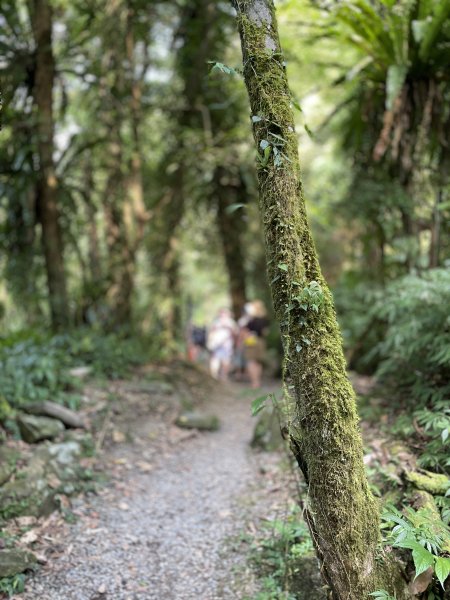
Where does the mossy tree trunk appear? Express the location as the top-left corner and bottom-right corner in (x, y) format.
(232, 1), (408, 598)
(31, 0), (69, 330)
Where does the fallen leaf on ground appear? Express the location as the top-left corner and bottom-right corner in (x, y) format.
(112, 430), (126, 443)
(136, 461), (153, 472)
(20, 530), (38, 545)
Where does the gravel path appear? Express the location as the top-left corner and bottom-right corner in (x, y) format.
(21, 381), (283, 600)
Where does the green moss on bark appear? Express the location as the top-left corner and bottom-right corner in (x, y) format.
(233, 1), (409, 598)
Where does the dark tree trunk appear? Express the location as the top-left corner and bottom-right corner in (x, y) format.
(31, 0), (69, 329)
(215, 166), (247, 320)
(429, 189), (442, 268)
(232, 1), (408, 597)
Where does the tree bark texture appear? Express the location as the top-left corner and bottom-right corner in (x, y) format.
(232, 1), (408, 598)
(99, 0), (140, 327)
(31, 0), (69, 329)
(215, 166), (247, 320)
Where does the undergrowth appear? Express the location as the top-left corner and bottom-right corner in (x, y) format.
(0, 328), (153, 423)
(243, 503), (326, 600)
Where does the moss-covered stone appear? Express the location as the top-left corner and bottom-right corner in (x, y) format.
(251, 407), (284, 451)
(406, 469), (450, 495)
(0, 446), (19, 486)
(17, 414), (64, 443)
(0, 549), (37, 578)
(175, 411), (220, 431)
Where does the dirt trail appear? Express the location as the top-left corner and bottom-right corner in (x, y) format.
(20, 377), (288, 600)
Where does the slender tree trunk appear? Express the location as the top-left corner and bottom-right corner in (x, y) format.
(125, 3), (148, 253)
(429, 189), (442, 268)
(154, 0), (219, 342)
(31, 0), (69, 329)
(99, 7), (133, 327)
(215, 166), (247, 319)
(232, 2), (408, 598)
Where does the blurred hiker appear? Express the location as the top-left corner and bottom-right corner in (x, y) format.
(187, 324), (207, 362)
(207, 308), (237, 381)
(242, 300), (269, 388)
(234, 302), (253, 379)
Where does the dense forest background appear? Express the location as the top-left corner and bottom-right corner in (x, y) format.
(0, 0), (450, 598)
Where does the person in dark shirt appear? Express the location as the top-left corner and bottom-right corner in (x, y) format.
(242, 300), (268, 388)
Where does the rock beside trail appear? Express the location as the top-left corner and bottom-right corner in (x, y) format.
(175, 411), (220, 431)
(47, 441), (82, 467)
(0, 549), (37, 578)
(0, 447), (19, 486)
(17, 415), (65, 444)
(0, 441), (84, 519)
(251, 407), (284, 451)
(24, 401), (85, 429)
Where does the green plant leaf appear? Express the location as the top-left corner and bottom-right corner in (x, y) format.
(225, 203), (245, 215)
(435, 556), (450, 588)
(291, 98), (302, 112)
(411, 544), (435, 578)
(207, 61), (240, 76)
(278, 263), (288, 271)
(251, 395), (268, 416)
(386, 64), (408, 110)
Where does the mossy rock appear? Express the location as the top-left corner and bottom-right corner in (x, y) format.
(0, 549), (37, 578)
(17, 415), (64, 443)
(0, 446), (19, 486)
(406, 469), (450, 495)
(175, 411), (220, 431)
(251, 407), (284, 452)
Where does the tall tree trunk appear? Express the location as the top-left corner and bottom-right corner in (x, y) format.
(125, 3), (148, 254)
(154, 0), (219, 342)
(215, 166), (247, 319)
(232, 2), (408, 598)
(429, 189), (442, 268)
(31, 0), (69, 329)
(99, 4), (133, 328)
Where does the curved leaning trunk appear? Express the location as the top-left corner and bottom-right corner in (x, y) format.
(231, 1), (408, 598)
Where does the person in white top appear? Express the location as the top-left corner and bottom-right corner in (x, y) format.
(206, 308), (238, 381)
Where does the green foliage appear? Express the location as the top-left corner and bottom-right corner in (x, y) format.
(382, 504), (450, 587)
(251, 395), (269, 416)
(0, 334), (77, 412)
(415, 400), (450, 471)
(373, 269), (450, 397)
(245, 504), (315, 600)
(369, 591), (396, 600)
(291, 281), (325, 314)
(0, 329), (150, 420)
(0, 574), (26, 597)
(207, 60), (241, 76)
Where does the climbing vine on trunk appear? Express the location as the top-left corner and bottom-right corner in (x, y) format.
(231, 1), (408, 598)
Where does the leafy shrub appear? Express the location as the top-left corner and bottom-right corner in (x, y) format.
(0, 334), (76, 411)
(0, 574), (25, 597)
(372, 269), (450, 406)
(0, 328), (150, 419)
(382, 504), (450, 589)
(333, 278), (386, 374)
(50, 330), (149, 379)
(244, 504), (321, 600)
